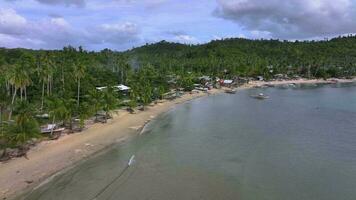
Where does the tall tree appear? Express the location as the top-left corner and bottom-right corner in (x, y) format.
(102, 87), (117, 123)
(7, 101), (40, 146)
(74, 62), (86, 107)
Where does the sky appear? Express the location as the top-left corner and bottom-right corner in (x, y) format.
(1, 0), (356, 51)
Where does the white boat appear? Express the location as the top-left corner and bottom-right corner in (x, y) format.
(40, 124), (65, 134)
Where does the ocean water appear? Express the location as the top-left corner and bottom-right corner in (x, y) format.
(21, 83), (356, 200)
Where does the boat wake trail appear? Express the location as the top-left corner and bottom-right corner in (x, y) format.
(90, 155), (136, 200)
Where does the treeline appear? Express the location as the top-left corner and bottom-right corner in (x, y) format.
(129, 35), (356, 79)
(1, 35), (356, 158)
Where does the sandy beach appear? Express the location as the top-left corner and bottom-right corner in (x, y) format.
(1, 77), (355, 200)
(0, 89), (222, 200)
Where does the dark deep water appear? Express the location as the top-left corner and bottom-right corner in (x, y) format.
(22, 83), (356, 200)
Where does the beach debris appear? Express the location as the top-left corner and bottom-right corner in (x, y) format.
(85, 143), (94, 147)
(129, 126), (141, 130)
(74, 149), (82, 154)
(25, 180), (33, 184)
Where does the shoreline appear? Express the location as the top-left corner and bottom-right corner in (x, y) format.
(248, 77), (356, 88)
(0, 88), (223, 200)
(1, 77), (355, 199)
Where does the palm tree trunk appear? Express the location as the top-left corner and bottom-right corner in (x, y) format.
(77, 78), (80, 107)
(51, 77), (53, 95)
(0, 107), (3, 134)
(9, 89), (17, 120)
(20, 88), (23, 101)
(24, 87), (27, 101)
(6, 81), (10, 96)
(47, 76), (50, 96)
(49, 77), (52, 95)
(61, 65), (65, 92)
(41, 81), (45, 111)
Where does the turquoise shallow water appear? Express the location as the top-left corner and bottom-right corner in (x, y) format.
(22, 83), (356, 200)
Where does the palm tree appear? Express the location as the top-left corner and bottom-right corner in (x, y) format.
(17, 55), (34, 101)
(7, 101), (40, 146)
(74, 63), (86, 107)
(102, 87), (117, 123)
(7, 65), (24, 120)
(0, 77), (9, 159)
(141, 83), (152, 109)
(89, 89), (103, 122)
(78, 102), (92, 130)
(63, 98), (77, 131)
(37, 54), (54, 111)
(0, 87), (8, 135)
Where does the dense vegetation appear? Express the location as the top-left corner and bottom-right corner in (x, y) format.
(1, 35), (356, 159)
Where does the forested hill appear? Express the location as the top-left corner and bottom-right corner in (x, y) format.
(126, 36), (356, 78)
(1, 35), (356, 79)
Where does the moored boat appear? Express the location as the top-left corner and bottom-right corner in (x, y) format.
(251, 93), (269, 100)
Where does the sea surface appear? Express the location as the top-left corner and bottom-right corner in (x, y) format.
(22, 83), (356, 200)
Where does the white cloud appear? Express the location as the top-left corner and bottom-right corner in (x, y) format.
(0, 8), (141, 50)
(215, 0), (356, 39)
(0, 8), (28, 35)
(174, 34), (198, 44)
(0, 33), (45, 49)
(36, 0), (85, 6)
(213, 33), (246, 40)
(8, 0), (86, 7)
(95, 22), (140, 44)
(163, 30), (199, 44)
(250, 30), (272, 39)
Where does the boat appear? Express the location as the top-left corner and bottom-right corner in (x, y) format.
(225, 88), (237, 94)
(251, 93), (269, 100)
(40, 124), (65, 134)
(128, 155), (135, 166)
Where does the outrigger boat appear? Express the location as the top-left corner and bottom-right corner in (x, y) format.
(40, 124), (65, 134)
(251, 93), (269, 100)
